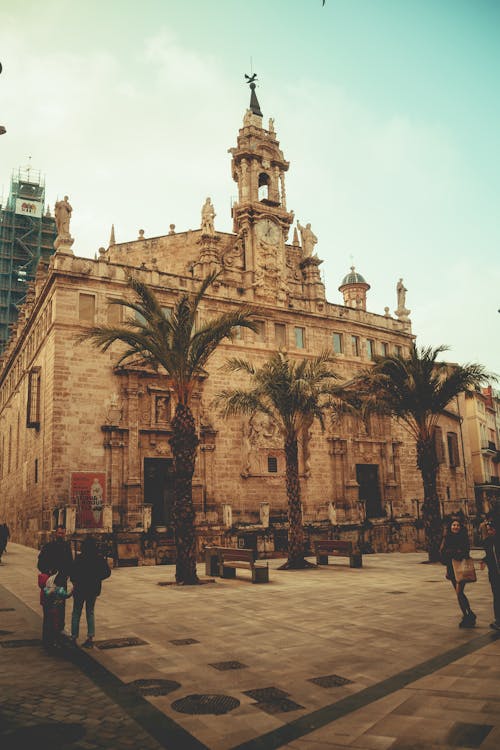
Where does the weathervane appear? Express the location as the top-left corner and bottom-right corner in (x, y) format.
(244, 72), (262, 117)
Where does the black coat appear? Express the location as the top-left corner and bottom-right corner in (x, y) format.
(70, 553), (111, 598)
(37, 539), (73, 576)
(482, 535), (500, 581)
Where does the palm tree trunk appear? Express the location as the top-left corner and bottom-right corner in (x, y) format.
(282, 433), (308, 569)
(169, 402), (200, 584)
(417, 437), (442, 562)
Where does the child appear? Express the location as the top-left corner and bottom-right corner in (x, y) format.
(40, 569), (72, 648)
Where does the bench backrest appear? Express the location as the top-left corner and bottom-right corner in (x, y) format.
(315, 540), (352, 553)
(220, 547), (255, 563)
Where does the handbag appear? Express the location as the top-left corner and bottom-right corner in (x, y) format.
(452, 558), (477, 584)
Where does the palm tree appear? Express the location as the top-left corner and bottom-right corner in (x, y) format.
(82, 272), (257, 584)
(216, 350), (340, 569)
(348, 345), (489, 562)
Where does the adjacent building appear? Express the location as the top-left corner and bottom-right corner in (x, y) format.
(0, 87), (476, 560)
(461, 386), (500, 514)
(0, 167), (56, 352)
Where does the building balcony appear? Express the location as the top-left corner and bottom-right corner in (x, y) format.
(481, 441), (497, 454)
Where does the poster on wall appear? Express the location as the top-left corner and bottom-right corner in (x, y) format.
(15, 197), (43, 217)
(71, 472), (106, 529)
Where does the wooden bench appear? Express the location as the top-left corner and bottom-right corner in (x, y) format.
(314, 540), (362, 568)
(218, 547), (269, 583)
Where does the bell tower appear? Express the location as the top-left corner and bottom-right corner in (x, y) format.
(229, 76), (294, 302)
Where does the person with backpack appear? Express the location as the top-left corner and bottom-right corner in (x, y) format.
(70, 537), (111, 648)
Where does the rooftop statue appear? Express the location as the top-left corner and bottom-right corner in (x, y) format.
(201, 197), (216, 236)
(297, 221), (318, 258)
(54, 195), (72, 237)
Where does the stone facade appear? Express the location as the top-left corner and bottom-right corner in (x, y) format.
(0, 89), (476, 557)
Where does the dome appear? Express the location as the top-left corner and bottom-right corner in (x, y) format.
(340, 265), (368, 287)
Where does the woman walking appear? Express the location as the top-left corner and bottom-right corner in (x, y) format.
(440, 517), (476, 628)
(70, 538), (111, 648)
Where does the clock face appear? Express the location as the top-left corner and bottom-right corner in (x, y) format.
(255, 219), (281, 245)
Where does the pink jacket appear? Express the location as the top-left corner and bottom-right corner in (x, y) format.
(38, 572), (49, 605)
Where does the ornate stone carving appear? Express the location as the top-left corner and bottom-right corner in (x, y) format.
(105, 393), (123, 425)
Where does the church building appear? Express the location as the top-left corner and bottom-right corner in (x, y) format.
(0, 83), (474, 562)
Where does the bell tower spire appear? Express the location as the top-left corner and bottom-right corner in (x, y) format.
(228, 76), (295, 304)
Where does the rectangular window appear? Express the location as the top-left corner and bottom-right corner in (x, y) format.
(107, 299), (122, 325)
(381, 342), (389, 357)
(233, 325), (242, 340)
(275, 323), (286, 348)
(332, 332), (343, 354)
(254, 320), (266, 342)
(351, 335), (360, 356)
(395, 345), (402, 357)
(447, 432), (460, 467)
(366, 339), (375, 360)
(267, 455), (278, 473)
(434, 426), (445, 464)
(27, 367), (41, 429)
(35, 458), (38, 484)
(294, 326), (305, 349)
(79, 293), (95, 324)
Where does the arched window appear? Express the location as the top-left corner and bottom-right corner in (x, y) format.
(258, 172), (270, 201)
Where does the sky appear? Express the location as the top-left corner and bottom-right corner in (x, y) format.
(1, 0), (499, 375)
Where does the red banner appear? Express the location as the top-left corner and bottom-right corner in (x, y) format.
(72, 472), (106, 529)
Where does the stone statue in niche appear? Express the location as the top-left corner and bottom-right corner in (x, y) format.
(155, 395), (170, 423)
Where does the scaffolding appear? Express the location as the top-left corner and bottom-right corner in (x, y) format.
(0, 167), (56, 352)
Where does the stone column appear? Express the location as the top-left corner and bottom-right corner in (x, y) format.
(260, 502), (270, 528)
(222, 504), (232, 528)
(102, 505), (113, 532)
(123, 377), (142, 529)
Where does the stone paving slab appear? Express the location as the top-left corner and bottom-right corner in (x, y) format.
(1, 543), (499, 749)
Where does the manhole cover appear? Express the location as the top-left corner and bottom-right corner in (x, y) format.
(170, 638), (199, 646)
(256, 698), (304, 714)
(96, 637), (148, 650)
(244, 687), (289, 702)
(243, 686), (304, 713)
(0, 608), (15, 612)
(309, 674), (353, 688)
(0, 630), (14, 636)
(1, 722), (85, 748)
(172, 694), (240, 715)
(0, 639), (42, 648)
(129, 678), (181, 696)
(209, 661), (248, 671)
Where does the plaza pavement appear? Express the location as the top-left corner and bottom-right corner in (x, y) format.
(1, 542), (499, 750)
